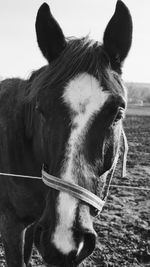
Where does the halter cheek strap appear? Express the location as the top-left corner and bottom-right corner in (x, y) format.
(100, 128), (128, 200)
(121, 128), (128, 178)
(100, 150), (119, 201)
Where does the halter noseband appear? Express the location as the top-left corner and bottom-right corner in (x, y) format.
(42, 169), (105, 212)
(42, 129), (127, 213)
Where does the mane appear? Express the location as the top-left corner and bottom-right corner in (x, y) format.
(26, 36), (110, 102)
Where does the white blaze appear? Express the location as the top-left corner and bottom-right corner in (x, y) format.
(52, 192), (78, 254)
(52, 73), (109, 254)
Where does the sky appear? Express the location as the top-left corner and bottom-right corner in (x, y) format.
(0, 0), (150, 83)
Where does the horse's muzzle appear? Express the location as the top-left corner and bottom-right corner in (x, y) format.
(34, 223), (96, 266)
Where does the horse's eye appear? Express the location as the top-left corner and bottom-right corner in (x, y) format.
(90, 207), (100, 217)
(113, 107), (125, 123)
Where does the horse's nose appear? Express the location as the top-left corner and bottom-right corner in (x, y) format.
(58, 229), (96, 265)
(74, 228), (97, 264)
(34, 223), (96, 266)
(34, 202), (97, 265)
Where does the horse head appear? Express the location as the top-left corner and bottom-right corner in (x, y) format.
(27, 1), (132, 266)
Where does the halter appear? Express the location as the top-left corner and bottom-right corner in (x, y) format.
(42, 129), (128, 213)
(1, 130), (149, 212)
(0, 130), (127, 213)
(42, 169), (105, 212)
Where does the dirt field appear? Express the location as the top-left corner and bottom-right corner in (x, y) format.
(0, 111), (150, 267)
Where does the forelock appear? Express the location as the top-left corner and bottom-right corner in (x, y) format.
(26, 37), (110, 100)
(26, 36), (126, 104)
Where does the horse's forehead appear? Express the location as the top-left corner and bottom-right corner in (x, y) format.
(63, 73), (109, 115)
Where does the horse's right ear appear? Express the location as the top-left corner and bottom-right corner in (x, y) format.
(35, 3), (66, 62)
(103, 0), (132, 73)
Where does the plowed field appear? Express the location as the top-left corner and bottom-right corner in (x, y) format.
(0, 111), (150, 267)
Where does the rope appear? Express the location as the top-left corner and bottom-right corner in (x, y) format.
(0, 172), (150, 191)
(0, 172), (41, 179)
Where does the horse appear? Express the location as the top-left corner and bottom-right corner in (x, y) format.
(0, 1), (132, 266)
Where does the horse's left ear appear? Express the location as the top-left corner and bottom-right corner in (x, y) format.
(103, 0), (133, 72)
(35, 3), (66, 62)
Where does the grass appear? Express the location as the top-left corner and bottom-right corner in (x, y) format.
(127, 105), (150, 116)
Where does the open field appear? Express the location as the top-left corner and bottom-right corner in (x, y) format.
(0, 110), (150, 266)
(127, 105), (150, 116)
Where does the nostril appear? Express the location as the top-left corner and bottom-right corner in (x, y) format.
(83, 231), (96, 253)
(77, 238), (84, 256)
(75, 230), (97, 264)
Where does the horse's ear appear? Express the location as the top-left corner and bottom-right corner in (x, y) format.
(103, 0), (132, 72)
(35, 3), (66, 62)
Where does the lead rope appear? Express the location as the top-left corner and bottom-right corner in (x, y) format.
(0, 170), (104, 211)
